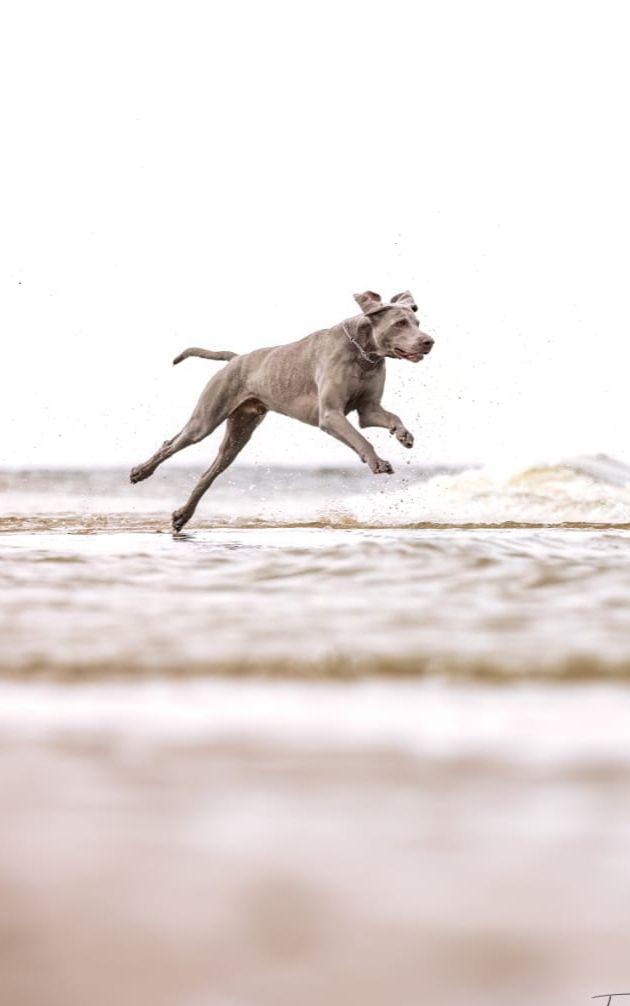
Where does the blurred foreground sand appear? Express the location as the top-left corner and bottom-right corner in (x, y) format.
(1, 736), (629, 1006)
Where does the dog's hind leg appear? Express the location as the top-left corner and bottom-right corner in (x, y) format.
(129, 369), (238, 484)
(172, 400), (267, 532)
(129, 424), (201, 484)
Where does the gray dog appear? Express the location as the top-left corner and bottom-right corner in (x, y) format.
(130, 290), (434, 531)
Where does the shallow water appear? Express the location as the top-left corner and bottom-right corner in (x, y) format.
(2, 461), (630, 1005)
(3, 462), (630, 680)
(4, 525), (630, 680)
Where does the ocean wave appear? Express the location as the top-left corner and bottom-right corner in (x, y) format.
(343, 453), (630, 527)
(2, 455), (630, 532)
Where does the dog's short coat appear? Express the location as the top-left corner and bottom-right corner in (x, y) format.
(130, 290), (434, 531)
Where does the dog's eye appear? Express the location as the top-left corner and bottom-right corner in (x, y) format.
(395, 319), (407, 328)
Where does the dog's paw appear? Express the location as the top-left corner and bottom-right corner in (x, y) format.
(371, 457), (394, 475)
(395, 428), (414, 449)
(172, 508), (190, 533)
(130, 465), (147, 484)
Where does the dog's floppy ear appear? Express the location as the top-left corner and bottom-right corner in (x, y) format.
(390, 290), (418, 312)
(354, 290), (384, 315)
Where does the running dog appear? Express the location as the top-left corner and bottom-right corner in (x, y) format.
(130, 290), (434, 531)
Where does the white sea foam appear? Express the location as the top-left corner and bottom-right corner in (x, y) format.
(344, 454), (630, 527)
(4, 457), (630, 529)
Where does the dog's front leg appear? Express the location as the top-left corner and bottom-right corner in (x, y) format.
(357, 404), (414, 449)
(318, 397), (393, 474)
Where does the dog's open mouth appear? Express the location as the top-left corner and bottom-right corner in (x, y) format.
(394, 348), (425, 362)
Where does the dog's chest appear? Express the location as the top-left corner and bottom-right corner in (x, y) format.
(343, 364), (384, 414)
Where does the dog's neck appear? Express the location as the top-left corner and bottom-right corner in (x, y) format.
(341, 321), (382, 368)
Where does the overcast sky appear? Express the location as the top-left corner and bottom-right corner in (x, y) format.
(2, 0), (629, 470)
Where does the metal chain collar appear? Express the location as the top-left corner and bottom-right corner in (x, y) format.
(341, 323), (381, 366)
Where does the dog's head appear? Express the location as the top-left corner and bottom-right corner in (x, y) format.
(353, 290), (434, 363)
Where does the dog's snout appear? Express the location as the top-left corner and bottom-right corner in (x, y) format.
(421, 336), (434, 352)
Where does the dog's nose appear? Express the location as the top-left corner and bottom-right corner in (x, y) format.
(421, 336), (434, 352)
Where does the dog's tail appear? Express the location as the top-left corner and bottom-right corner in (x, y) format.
(172, 347), (238, 366)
